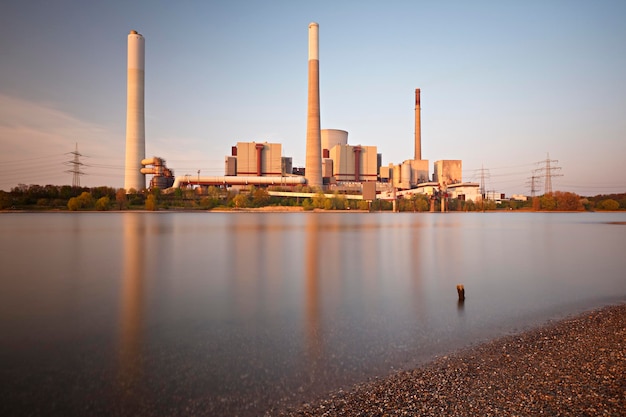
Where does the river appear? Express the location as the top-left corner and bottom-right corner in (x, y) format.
(1, 211), (625, 416)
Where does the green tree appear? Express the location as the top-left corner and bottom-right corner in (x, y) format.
(312, 191), (326, 209)
(252, 187), (270, 207)
(597, 199), (619, 211)
(539, 194), (556, 210)
(0, 191), (12, 209)
(232, 193), (250, 208)
(77, 192), (94, 209)
(95, 196), (110, 211)
(464, 200), (477, 212)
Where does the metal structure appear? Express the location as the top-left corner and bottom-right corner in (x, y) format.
(140, 157), (175, 189)
(124, 30), (146, 191)
(305, 23), (322, 188)
(536, 153), (562, 194)
(65, 143), (85, 187)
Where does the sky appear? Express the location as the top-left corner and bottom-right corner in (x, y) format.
(1, 0), (625, 196)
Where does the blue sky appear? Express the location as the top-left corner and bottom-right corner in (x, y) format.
(1, 0), (624, 196)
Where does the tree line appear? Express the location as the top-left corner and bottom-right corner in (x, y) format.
(1, 184), (624, 212)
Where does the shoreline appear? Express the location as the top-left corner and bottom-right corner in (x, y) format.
(275, 303), (626, 416)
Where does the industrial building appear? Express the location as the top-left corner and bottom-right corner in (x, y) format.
(226, 142), (285, 177)
(130, 22), (488, 205)
(433, 160), (463, 185)
(329, 145), (378, 182)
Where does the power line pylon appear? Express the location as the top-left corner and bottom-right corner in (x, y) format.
(526, 170), (541, 197)
(65, 143), (85, 187)
(478, 164), (490, 211)
(536, 153), (562, 194)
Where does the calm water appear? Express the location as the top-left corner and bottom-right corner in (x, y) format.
(1, 212), (625, 416)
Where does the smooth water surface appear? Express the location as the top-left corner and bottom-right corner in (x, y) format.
(1, 212), (625, 416)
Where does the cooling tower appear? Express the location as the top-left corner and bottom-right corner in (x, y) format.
(321, 129), (348, 153)
(305, 23), (323, 188)
(124, 30), (146, 191)
(414, 88), (421, 161)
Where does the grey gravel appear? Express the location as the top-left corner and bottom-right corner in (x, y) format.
(276, 303), (626, 416)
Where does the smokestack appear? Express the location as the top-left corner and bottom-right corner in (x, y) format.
(414, 88), (421, 161)
(124, 30), (146, 191)
(305, 22), (323, 188)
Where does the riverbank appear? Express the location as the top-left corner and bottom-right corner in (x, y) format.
(276, 303), (625, 416)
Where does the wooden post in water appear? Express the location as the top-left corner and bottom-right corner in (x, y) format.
(456, 284), (465, 301)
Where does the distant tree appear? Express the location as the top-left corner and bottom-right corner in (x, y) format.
(0, 191), (12, 209)
(554, 191), (583, 211)
(116, 189), (127, 210)
(145, 194), (158, 211)
(302, 198), (314, 211)
(67, 197), (80, 211)
(95, 196), (110, 211)
(207, 186), (220, 200)
(539, 193), (557, 210)
(77, 192), (94, 209)
(232, 193), (250, 208)
(59, 185), (75, 200)
(200, 197), (216, 209)
(464, 200), (477, 212)
(597, 199), (619, 211)
(312, 191), (326, 209)
(252, 187), (270, 207)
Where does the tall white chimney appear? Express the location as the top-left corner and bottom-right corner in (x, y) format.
(124, 30), (146, 191)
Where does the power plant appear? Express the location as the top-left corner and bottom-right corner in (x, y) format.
(124, 30), (146, 192)
(124, 23), (482, 204)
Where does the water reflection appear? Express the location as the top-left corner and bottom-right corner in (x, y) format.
(2, 212), (626, 417)
(304, 214), (322, 368)
(118, 214), (147, 401)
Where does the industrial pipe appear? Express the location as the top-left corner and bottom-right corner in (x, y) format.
(354, 146), (362, 182)
(171, 175), (306, 189)
(255, 143), (264, 176)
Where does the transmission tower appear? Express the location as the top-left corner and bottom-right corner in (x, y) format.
(536, 153), (562, 194)
(526, 170), (541, 197)
(65, 143), (85, 187)
(479, 165), (491, 199)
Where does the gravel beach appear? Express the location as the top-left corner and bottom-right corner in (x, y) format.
(276, 303), (626, 416)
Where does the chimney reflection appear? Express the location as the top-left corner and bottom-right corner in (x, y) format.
(118, 213), (146, 394)
(305, 214), (322, 363)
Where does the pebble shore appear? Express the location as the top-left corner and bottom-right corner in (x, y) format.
(277, 303), (625, 416)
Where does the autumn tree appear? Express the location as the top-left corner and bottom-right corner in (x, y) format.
(145, 194), (158, 211)
(116, 189), (127, 210)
